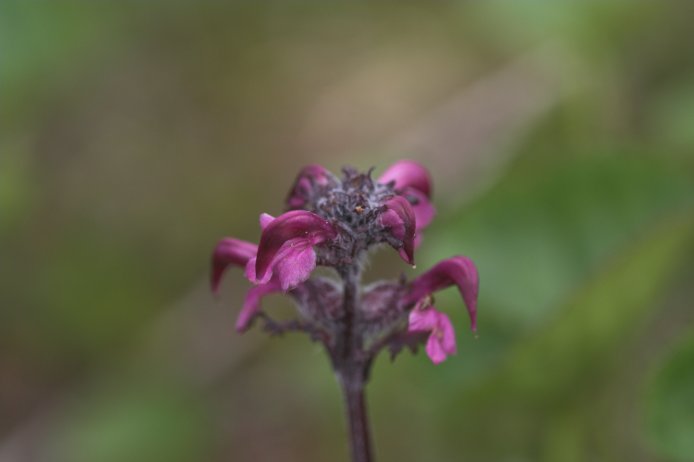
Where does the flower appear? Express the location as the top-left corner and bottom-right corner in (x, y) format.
(211, 160), (481, 462)
(211, 161), (479, 367)
(250, 210), (337, 290)
(408, 302), (457, 364)
(379, 196), (417, 265)
(378, 159), (436, 246)
(286, 164), (335, 209)
(407, 256), (479, 332)
(378, 159), (432, 197)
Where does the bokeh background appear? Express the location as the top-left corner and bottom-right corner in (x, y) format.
(2, 2), (694, 461)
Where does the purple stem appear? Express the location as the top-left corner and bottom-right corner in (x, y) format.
(339, 375), (373, 462)
(333, 264), (374, 462)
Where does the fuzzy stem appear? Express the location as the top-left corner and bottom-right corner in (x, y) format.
(339, 371), (373, 462)
(333, 263), (374, 462)
(340, 266), (359, 360)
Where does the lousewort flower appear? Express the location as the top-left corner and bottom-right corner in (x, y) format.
(211, 162), (479, 462)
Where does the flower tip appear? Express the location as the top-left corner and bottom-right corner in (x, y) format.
(397, 247), (415, 266)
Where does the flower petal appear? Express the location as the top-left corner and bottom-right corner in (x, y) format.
(211, 238), (258, 294)
(255, 210), (336, 282)
(380, 196), (417, 265)
(437, 311), (457, 356)
(259, 213), (275, 230)
(408, 256), (479, 331)
(408, 307), (438, 332)
(425, 335), (447, 364)
(235, 281), (282, 332)
(286, 164), (335, 209)
(404, 188), (435, 230)
(378, 160), (432, 198)
(420, 310), (456, 364)
(272, 238), (317, 291)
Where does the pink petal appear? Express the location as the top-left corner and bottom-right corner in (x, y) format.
(425, 335), (448, 365)
(378, 160), (432, 198)
(423, 311), (456, 364)
(255, 210), (337, 281)
(380, 196), (417, 265)
(408, 307), (438, 332)
(408, 256), (479, 332)
(211, 238), (258, 294)
(235, 282), (282, 332)
(259, 213), (275, 230)
(245, 239), (317, 290)
(414, 232), (423, 250)
(245, 257), (269, 284)
(437, 311), (457, 356)
(272, 239), (317, 291)
(286, 164), (334, 209)
(404, 188), (435, 230)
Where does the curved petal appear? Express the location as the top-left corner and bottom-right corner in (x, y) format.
(235, 281), (282, 332)
(380, 196), (416, 265)
(259, 213), (275, 230)
(245, 240), (316, 291)
(255, 210), (336, 282)
(286, 164), (334, 209)
(408, 256), (479, 331)
(378, 160), (432, 198)
(211, 238), (258, 294)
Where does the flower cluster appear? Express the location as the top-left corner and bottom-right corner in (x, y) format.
(211, 161), (478, 366)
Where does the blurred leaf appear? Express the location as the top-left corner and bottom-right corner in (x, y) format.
(645, 331), (694, 462)
(432, 154), (694, 330)
(649, 79), (694, 151)
(0, 140), (34, 236)
(438, 153), (694, 328)
(448, 206), (694, 460)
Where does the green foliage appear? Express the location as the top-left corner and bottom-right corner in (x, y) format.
(646, 332), (694, 461)
(47, 381), (211, 462)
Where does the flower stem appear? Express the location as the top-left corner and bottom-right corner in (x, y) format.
(339, 373), (373, 462)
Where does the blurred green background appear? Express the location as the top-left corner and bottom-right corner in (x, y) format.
(2, 2), (694, 461)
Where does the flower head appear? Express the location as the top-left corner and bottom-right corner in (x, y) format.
(211, 161), (478, 366)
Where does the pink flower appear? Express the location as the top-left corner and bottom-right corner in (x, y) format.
(407, 256), (479, 332)
(408, 304), (457, 364)
(210, 238), (258, 295)
(211, 163), (480, 369)
(378, 160), (436, 247)
(252, 210), (337, 291)
(211, 161), (482, 462)
(286, 164), (334, 209)
(378, 160), (432, 197)
(379, 196), (417, 266)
